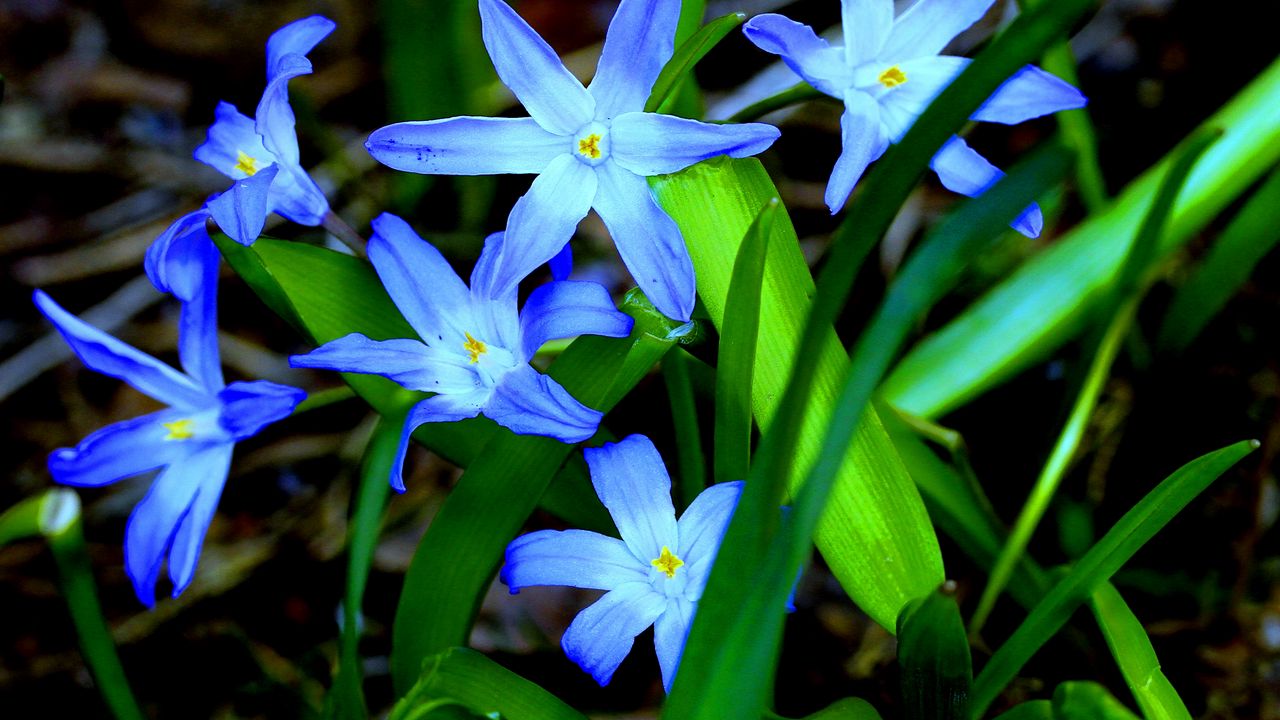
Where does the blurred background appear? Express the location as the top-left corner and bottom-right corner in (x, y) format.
(2, 0), (1279, 717)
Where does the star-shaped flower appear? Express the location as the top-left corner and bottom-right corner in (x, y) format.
(744, 0), (1087, 236)
(290, 213), (635, 491)
(502, 435), (745, 691)
(194, 15), (335, 245)
(365, 0), (781, 322)
(36, 221), (304, 606)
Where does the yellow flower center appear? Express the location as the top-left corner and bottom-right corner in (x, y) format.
(650, 546), (684, 579)
(163, 419), (196, 440)
(463, 332), (488, 364)
(234, 151), (259, 176)
(577, 133), (603, 160)
(878, 65), (908, 88)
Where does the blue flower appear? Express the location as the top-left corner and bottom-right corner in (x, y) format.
(290, 213), (635, 491)
(193, 15), (335, 245)
(502, 435), (744, 691)
(365, 0), (781, 322)
(743, 0), (1088, 236)
(35, 236), (304, 606)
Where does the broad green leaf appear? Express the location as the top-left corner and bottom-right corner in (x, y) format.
(992, 702), (1052, 720)
(665, 350), (708, 509)
(390, 292), (686, 694)
(715, 199), (776, 485)
(646, 12), (747, 114)
(1158, 165), (1280, 353)
(389, 648), (586, 720)
(970, 440), (1257, 717)
(769, 698), (885, 720)
(897, 587), (972, 720)
(884, 57), (1280, 419)
(1051, 682), (1140, 720)
(1089, 583), (1193, 720)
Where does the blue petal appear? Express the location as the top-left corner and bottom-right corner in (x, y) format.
(485, 364), (601, 443)
(390, 394), (486, 491)
(592, 161), (694, 322)
(653, 596), (694, 692)
(366, 117), (566, 175)
(741, 15), (852, 98)
(972, 65), (1088, 125)
(583, 435), (677, 564)
(216, 380), (306, 441)
(676, 481), (744, 570)
(48, 410), (199, 488)
(256, 53), (311, 166)
(880, 0), (996, 63)
(502, 529), (649, 592)
(124, 450), (207, 606)
(479, 0), (595, 135)
(611, 112), (780, 176)
(561, 581), (668, 686)
(368, 213), (475, 347)
(166, 444), (234, 597)
(468, 233), (523, 351)
(34, 290), (210, 409)
(492, 154), (598, 299)
(518, 280), (634, 361)
(144, 209), (224, 391)
(207, 164), (279, 246)
(842, 0), (894, 65)
(589, 0), (680, 120)
(826, 91), (889, 213)
(290, 334), (481, 394)
(549, 242), (573, 281)
(268, 164), (330, 228)
(930, 136), (1043, 238)
(193, 101), (275, 180)
(266, 15), (335, 80)
(876, 55), (969, 142)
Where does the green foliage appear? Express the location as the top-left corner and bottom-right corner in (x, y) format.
(389, 648), (586, 720)
(1089, 583), (1193, 720)
(647, 12), (746, 114)
(1050, 682), (1141, 720)
(897, 587), (972, 720)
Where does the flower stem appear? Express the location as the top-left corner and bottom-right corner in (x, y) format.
(322, 211), (368, 258)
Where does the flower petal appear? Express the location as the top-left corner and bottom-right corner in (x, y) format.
(610, 112), (780, 176)
(502, 529), (649, 592)
(826, 91), (889, 213)
(291, 334), (481, 394)
(366, 117), (566, 175)
(676, 481), (743, 569)
(124, 451), (207, 606)
(842, 0), (894, 65)
(207, 164), (279, 246)
(479, 0), (595, 135)
(930, 136), (1043, 238)
(583, 434), (678, 564)
(166, 443), (234, 597)
(518, 281), (634, 362)
(589, 0), (680, 120)
(144, 210), (223, 391)
(486, 364), (602, 443)
(549, 242), (573, 282)
(265, 15), (335, 80)
(193, 101), (275, 180)
(48, 410), (199, 488)
(653, 596), (694, 692)
(972, 64), (1087, 125)
(368, 213), (475, 347)
(561, 581), (668, 686)
(391, 394), (487, 491)
(256, 53), (311, 166)
(34, 290), (209, 409)
(493, 154), (598, 298)
(216, 381), (306, 441)
(592, 161), (695, 322)
(468, 233), (523, 352)
(880, 0), (996, 63)
(741, 15), (852, 98)
(876, 55), (968, 142)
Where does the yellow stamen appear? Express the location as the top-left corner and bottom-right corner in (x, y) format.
(163, 419), (196, 440)
(463, 332), (488, 364)
(650, 546), (684, 579)
(577, 134), (603, 160)
(878, 65), (907, 88)
(234, 150), (259, 176)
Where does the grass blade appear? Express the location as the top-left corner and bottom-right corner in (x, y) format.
(389, 648), (587, 720)
(769, 698), (884, 720)
(646, 12), (746, 114)
(970, 439), (1257, 717)
(897, 586), (972, 720)
(1051, 682), (1141, 720)
(1089, 583), (1193, 720)
(665, 350), (708, 509)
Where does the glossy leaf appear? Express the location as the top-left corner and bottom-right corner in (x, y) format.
(647, 12), (746, 114)
(1090, 583), (1193, 720)
(897, 587), (972, 720)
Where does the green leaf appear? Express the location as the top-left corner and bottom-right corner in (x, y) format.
(1158, 165), (1280, 353)
(897, 587), (973, 720)
(1050, 682), (1140, 720)
(714, 198), (776, 485)
(646, 12), (747, 114)
(664, 350), (708, 509)
(991, 702), (1053, 720)
(389, 291), (686, 694)
(769, 698), (885, 720)
(1089, 583), (1193, 720)
(389, 648), (586, 720)
(727, 82), (826, 124)
(969, 440), (1257, 717)
(0, 493), (44, 546)
(884, 57), (1280, 419)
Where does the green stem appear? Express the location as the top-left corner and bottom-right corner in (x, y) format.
(726, 83), (827, 123)
(664, 350), (707, 509)
(294, 385), (358, 415)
